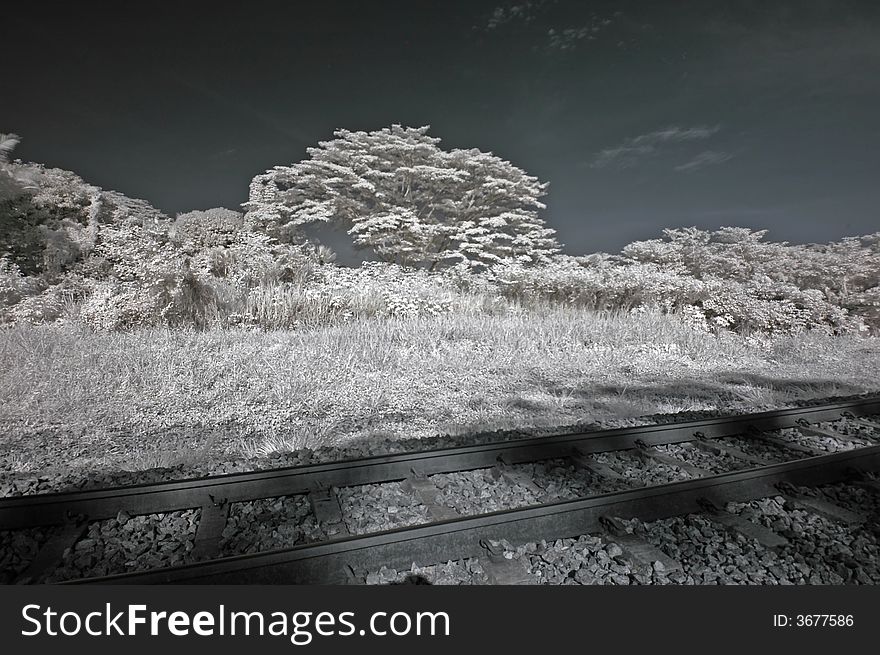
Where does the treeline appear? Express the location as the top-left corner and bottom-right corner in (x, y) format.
(1, 129), (878, 334)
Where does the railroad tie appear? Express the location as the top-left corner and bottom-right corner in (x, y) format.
(401, 472), (458, 521)
(782, 496), (866, 526)
(746, 430), (826, 458)
(478, 539), (536, 585)
(14, 519), (89, 584)
(308, 486), (349, 538)
(855, 419), (880, 433)
(840, 413), (880, 434)
(599, 516), (682, 574)
(693, 434), (771, 466)
(696, 498), (789, 550)
(191, 496), (230, 560)
(776, 484), (867, 526)
(634, 440), (712, 478)
(569, 448), (634, 485)
(492, 456), (548, 499)
(794, 420), (869, 445)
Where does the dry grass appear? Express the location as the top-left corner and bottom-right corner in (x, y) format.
(1, 306), (879, 476)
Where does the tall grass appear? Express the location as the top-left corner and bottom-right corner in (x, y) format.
(147, 273), (512, 331)
(1, 306), (878, 476)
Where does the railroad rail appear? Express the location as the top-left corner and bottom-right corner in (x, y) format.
(2, 396), (880, 584)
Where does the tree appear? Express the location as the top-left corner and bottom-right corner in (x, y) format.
(0, 133), (20, 163)
(244, 125), (560, 269)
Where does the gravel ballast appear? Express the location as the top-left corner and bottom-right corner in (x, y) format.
(430, 469), (536, 515)
(337, 482), (430, 535)
(0, 526), (57, 583)
(724, 497), (880, 584)
(428, 460), (629, 517)
(589, 449), (694, 485)
(799, 482), (880, 517)
(220, 495), (322, 555)
(41, 509), (200, 582)
(365, 560), (488, 585)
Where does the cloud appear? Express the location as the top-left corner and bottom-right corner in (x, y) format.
(674, 150), (733, 172)
(480, 3), (620, 51)
(591, 125), (720, 169)
(479, 1), (553, 31)
(591, 144), (653, 170)
(633, 125), (719, 144)
(546, 13), (616, 51)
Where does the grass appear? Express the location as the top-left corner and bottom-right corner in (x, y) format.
(1, 305), (879, 479)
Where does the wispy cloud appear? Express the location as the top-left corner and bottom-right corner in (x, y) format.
(633, 125), (719, 144)
(592, 125), (720, 169)
(546, 13), (616, 51)
(674, 150), (733, 172)
(477, 2), (620, 52)
(479, 1), (553, 31)
(591, 144), (652, 170)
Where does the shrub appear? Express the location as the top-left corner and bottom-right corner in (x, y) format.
(169, 208), (245, 251)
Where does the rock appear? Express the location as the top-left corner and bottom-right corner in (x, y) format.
(575, 568), (597, 585)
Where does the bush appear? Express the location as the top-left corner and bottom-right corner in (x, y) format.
(169, 208), (245, 250)
(450, 248), (866, 336)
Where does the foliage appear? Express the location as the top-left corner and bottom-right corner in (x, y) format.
(169, 207), (245, 250)
(1, 134), (877, 337)
(464, 235), (871, 335)
(620, 227), (878, 333)
(244, 124), (560, 269)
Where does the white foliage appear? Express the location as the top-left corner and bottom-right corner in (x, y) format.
(244, 125), (560, 269)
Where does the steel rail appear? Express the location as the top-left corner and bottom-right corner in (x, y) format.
(2, 396), (879, 531)
(70, 443), (880, 584)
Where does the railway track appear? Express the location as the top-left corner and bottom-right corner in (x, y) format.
(2, 396), (880, 584)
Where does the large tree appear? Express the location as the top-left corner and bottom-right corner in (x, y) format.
(244, 125), (560, 269)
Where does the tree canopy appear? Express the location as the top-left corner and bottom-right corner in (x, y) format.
(244, 125), (560, 269)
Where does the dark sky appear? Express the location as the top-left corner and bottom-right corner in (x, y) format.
(5, 0), (879, 256)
